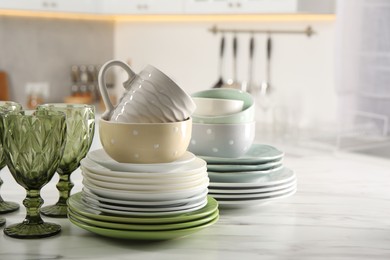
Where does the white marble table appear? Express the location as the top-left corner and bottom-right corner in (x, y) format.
(0, 140), (390, 259)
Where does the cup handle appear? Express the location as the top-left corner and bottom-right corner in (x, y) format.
(98, 60), (136, 119)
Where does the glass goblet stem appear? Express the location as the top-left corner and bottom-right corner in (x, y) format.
(23, 189), (44, 225)
(55, 172), (74, 206)
(40, 172), (73, 218)
(5, 188), (61, 238)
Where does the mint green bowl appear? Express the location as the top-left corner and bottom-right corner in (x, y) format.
(191, 88), (254, 124)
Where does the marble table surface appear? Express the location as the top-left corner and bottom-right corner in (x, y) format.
(0, 138), (390, 260)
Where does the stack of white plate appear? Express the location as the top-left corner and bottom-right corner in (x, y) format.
(67, 149), (219, 240)
(200, 144), (297, 208)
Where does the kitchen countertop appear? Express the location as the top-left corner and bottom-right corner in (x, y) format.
(0, 133), (390, 259)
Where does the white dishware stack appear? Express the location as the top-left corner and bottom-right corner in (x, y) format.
(66, 60), (219, 241)
(189, 88), (297, 208)
(67, 151), (219, 240)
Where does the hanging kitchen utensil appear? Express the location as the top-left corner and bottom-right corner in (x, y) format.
(245, 35), (255, 93)
(224, 34), (240, 89)
(212, 35), (225, 88)
(260, 34), (272, 95)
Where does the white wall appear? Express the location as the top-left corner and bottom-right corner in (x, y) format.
(113, 20), (336, 131)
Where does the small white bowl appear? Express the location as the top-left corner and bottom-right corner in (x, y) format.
(192, 97), (244, 117)
(188, 121), (256, 158)
(191, 88), (254, 124)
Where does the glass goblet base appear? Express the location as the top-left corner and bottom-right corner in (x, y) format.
(40, 204), (68, 218)
(0, 217), (5, 227)
(0, 201), (20, 214)
(4, 222), (61, 239)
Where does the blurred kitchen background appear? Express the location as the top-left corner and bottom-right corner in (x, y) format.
(0, 0), (389, 158)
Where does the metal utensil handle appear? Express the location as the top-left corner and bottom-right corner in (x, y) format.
(248, 35), (255, 91)
(233, 35), (238, 82)
(249, 35), (255, 58)
(220, 35), (225, 58)
(266, 35), (272, 83)
(219, 35), (225, 76)
(267, 35), (272, 60)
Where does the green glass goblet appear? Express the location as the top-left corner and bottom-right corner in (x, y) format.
(1, 110), (67, 238)
(39, 104), (95, 218)
(0, 101), (22, 217)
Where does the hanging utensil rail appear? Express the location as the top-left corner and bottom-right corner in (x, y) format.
(209, 25), (315, 37)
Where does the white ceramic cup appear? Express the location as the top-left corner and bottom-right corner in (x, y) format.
(98, 60), (196, 123)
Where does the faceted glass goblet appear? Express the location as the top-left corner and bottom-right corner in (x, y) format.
(38, 104), (95, 218)
(0, 101), (22, 218)
(1, 110), (67, 238)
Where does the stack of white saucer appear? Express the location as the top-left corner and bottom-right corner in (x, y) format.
(81, 150), (209, 210)
(67, 149), (220, 240)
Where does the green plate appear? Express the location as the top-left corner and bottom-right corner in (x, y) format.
(68, 193), (218, 224)
(69, 214), (219, 240)
(68, 208), (219, 231)
(200, 144), (284, 165)
(209, 167), (295, 186)
(207, 161), (283, 172)
(208, 166), (291, 184)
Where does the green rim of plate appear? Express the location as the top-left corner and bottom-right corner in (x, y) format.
(68, 213), (219, 240)
(200, 144), (284, 165)
(68, 208), (219, 231)
(68, 192), (218, 224)
(207, 161), (283, 173)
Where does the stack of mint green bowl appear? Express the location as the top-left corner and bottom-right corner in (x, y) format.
(189, 88), (256, 158)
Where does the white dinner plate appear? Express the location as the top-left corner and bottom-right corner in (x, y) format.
(209, 184), (296, 199)
(217, 188), (296, 208)
(82, 187), (210, 207)
(79, 196), (208, 217)
(209, 167), (295, 188)
(87, 149), (196, 172)
(200, 143), (284, 165)
(208, 179), (297, 194)
(80, 157), (207, 179)
(206, 160), (283, 172)
(81, 193), (208, 213)
(81, 166), (207, 185)
(82, 171), (208, 191)
(207, 165), (285, 183)
(83, 179), (209, 202)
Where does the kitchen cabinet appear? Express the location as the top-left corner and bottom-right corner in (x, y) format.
(0, 0), (97, 13)
(184, 0), (245, 14)
(90, 0), (183, 15)
(0, 0), (333, 16)
(184, 0), (334, 14)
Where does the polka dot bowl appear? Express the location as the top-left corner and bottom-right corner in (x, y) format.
(99, 118), (192, 164)
(188, 121), (256, 158)
(191, 88), (254, 124)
